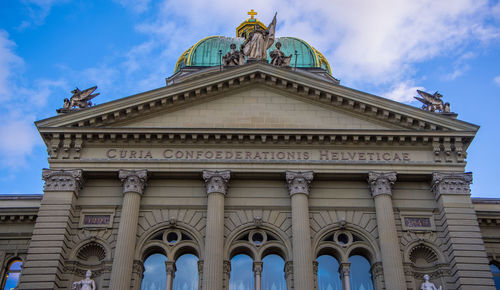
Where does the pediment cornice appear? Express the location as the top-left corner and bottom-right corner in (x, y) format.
(36, 62), (479, 133)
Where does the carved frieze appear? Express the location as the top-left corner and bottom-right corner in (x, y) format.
(202, 170), (230, 195)
(42, 169), (83, 195)
(368, 172), (397, 197)
(431, 172), (472, 199)
(286, 171), (314, 196)
(118, 169), (148, 195)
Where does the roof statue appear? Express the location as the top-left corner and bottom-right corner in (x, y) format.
(222, 43), (245, 66)
(414, 90), (450, 113)
(270, 41), (292, 67)
(57, 86), (99, 114)
(241, 12), (277, 61)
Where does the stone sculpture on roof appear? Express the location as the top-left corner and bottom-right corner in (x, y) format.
(270, 41), (292, 67)
(222, 43), (245, 66)
(241, 12), (277, 61)
(57, 86), (99, 113)
(414, 89), (450, 113)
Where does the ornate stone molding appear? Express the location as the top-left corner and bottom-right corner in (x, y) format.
(368, 172), (397, 197)
(119, 169), (148, 195)
(339, 262), (351, 277)
(42, 169), (83, 195)
(222, 260), (230, 274)
(286, 171), (314, 196)
(202, 170), (230, 195)
(370, 261), (384, 278)
(253, 261), (263, 274)
(431, 172), (472, 199)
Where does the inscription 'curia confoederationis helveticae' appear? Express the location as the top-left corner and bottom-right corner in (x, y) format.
(103, 148), (414, 162)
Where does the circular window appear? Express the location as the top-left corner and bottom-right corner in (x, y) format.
(163, 230), (182, 245)
(249, 230), (267, 246)
(334, 232), (352, 247)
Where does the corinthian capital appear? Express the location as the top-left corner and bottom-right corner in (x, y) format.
(368, 172), (397, 197)
(286, 171), (314, 196)
(202, 170), (230, 195)
(119, 169), (148, 195)
(42, 169), (83, 195)
(431, 172), (472, 199)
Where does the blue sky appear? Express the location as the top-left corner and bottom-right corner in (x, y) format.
(0, 0), (499, 197)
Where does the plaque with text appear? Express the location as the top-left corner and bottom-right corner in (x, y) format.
(79, 210), (115, 229)
(401, 214), (435, 231)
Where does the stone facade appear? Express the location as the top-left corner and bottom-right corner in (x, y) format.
(0, 62), (499, 289)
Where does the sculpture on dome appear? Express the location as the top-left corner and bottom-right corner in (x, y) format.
(414, 89), (450, 113)
(241, 12), (277, 61)
(270, 42), (292, 67)
(57, 86), (99, 113)
(223, 43), (245, 66)
(71, 269), (96, 290)
(420, 274), (442, 290)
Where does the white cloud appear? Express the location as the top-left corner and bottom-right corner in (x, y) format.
(19, 0), (70, 28)
(383, 81), (424, 103)
(494, 76), (500, 86)
(0, 31), (23, 100)
(0, 111), (41, 167)
(113, 0), (151, 13)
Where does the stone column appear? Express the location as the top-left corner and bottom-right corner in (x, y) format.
(223, 260), (231, 290)
(432, 172), (495, 289)
(286, 171), (314, 290)
(18, 169), (82, 290)
(368, 172), (406, 290)
(165, 261), (176, 290)
(339, 262), (351, 290)
(253, 261), (263, 290)
(110, 170), (148, 290)
(284, 261), (293, 290)
(198, 260), (204, 290)
(370, 262), (384, 290)
(202, 170), (230, 290)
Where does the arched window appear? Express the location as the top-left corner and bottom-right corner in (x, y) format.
(2, 259), (22, 290)
(316, 255), (341, 290)
(173, 254), (198, 290)
(141, 253), (167, 290)
(262, 254), (286, 290)
(349, 255), (373, 290)
(230, 254), (254, 290)
(490, 263), (500, 290)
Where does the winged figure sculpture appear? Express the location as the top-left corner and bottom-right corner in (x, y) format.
(59, 86), (99, 113)
(414, 90), (450, 113)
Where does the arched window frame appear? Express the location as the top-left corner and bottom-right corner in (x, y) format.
(1, 258), (23, 290)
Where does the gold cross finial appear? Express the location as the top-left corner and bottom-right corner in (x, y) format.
(248, 9), (257, 19)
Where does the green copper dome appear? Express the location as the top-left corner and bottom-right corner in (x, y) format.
(174, 36), (332, 74)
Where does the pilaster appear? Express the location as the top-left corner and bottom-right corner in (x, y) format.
(432, 172), (495, 289)
(368, 171), (406, 290)
(109, 169), (148, 290)
(222, 260), (230, 290)
(284, 261), (293, 290)
(286, 170), (314, 290)
(18, 169), (83, 290)
(202, 170), (230, 290)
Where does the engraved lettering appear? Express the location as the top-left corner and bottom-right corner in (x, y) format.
(163, 149), (173, 158)
(382, 153), (391, 161)
(130, 151), (137, 158)
(106, 149), (117, 158)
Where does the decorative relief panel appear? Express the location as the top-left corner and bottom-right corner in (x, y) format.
(42, 169), (83, 195)
(79, 209), (115, 229)
(400, 213), (435, 231)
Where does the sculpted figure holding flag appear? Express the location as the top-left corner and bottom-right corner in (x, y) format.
(242, 12), (277, 61)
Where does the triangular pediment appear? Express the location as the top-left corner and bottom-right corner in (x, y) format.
(36, 62), (478, 135)
(113, 85), (402, 130)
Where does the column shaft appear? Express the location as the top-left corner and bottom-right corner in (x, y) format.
(340, 262), (351, 290)
(253, 262), (262, 290)
(202, 192), (225, 290)
(110, 192), (141, 290)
